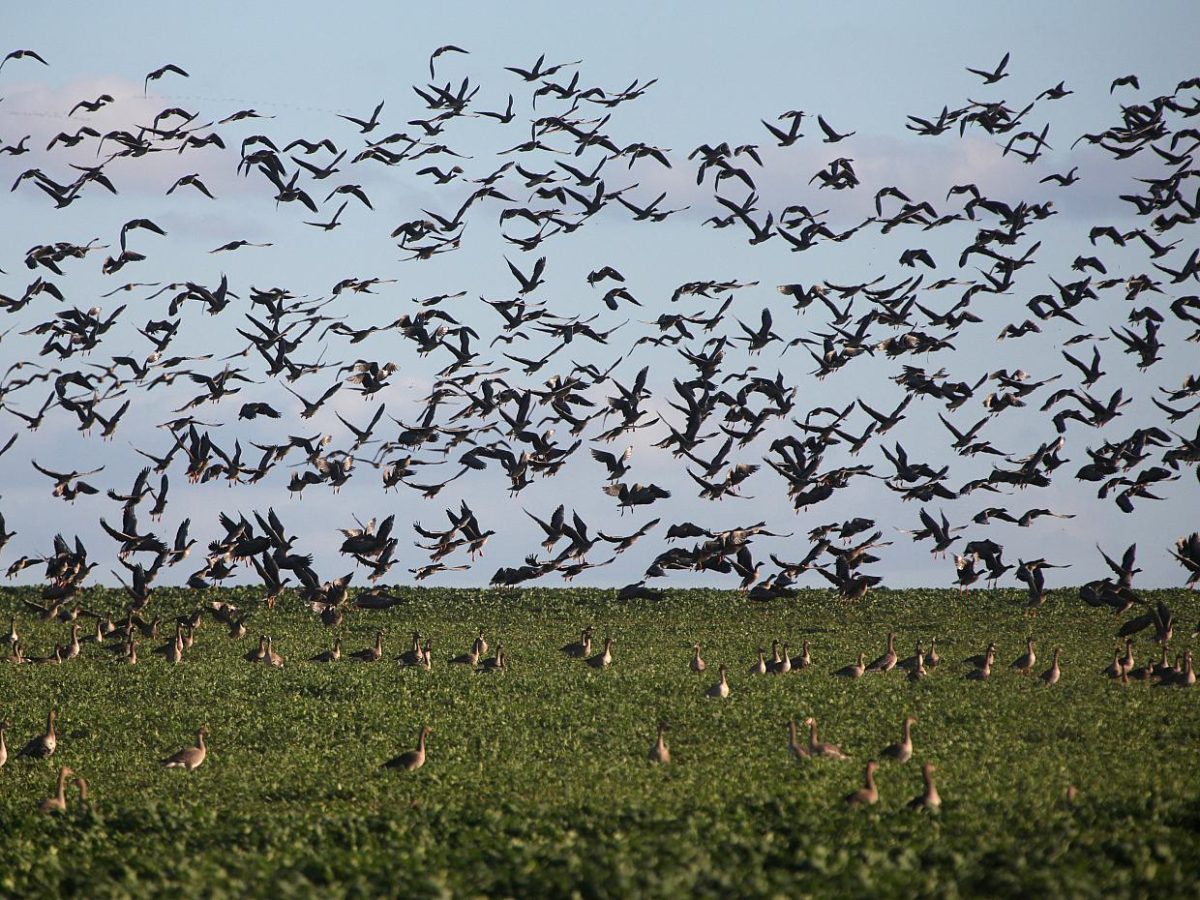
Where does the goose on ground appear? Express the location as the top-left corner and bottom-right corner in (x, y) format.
(749, 648), (768, 675)
(845, 760), (880, 805)
(310, 637), (342, 663)
(1010, 637), (1036, 674)
(907, 762), (941, 810)
(790, 640), (812, 669)
(351, 630), (385, 662)
(648, 723), (670, 763)
(39, 766), (74, 813)
(18, 709), (57, 758)
(1041, 647), (1061, 684)
(382, 726), (431, 771)
(560, 627), (593, 658)
(0, 721), (8, 768)
(162, 727), (208, 770)
(804, 717), (849, 760)
(882, 716), (916, 763)
(787, 720), (809, 761)
(690, 643), (706, 672)
(707, 664), (730, 698)
(769, 643), (792, 675)
(866, 632), (897, 673)
(833, 652), (867, 678)
(585, 636), (614, 669)
(265, 635), (285, 667)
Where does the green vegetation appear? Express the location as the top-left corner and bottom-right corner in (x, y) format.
(1, 585), (1199, 897)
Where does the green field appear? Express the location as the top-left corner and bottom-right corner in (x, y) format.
(1, 585), (1198, 898)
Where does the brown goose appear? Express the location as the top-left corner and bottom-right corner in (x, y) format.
(245, 635), (268, 663)
(0, 720), (8, 768)
(162, 727), (208, 770)
(478, 645), (506, 673)
(648, 723), (670, 763)
(1041, 647), (1061, 684)
(845, 760), (880, 805)
(749, 648), (768, 675)
(926, 638), (941, 668)
(560, 627), (593, 658)
(351, 631), (385, 662)
(74, 776), (91, 814)
(790, 640), (812, 669)
(586, 636), (614, 669)
(833, 652), (867, 678)
(907, 651), (927, 682)
(866, 632), (897, 673)
(804, 717), (849, 760)
(397, 631), (424, 667)
(907, 762), (941, 810)
(18, 709), (57, 758)
(1010, 637), (1036, 674)
(966, 647), (994, 681)
(449, 638), (481, 666)
(690, 643), (707, 672)
(964, 642), (996, 669)
(265, 636), (285, 668)
(382, 725), (431, 771)
(707, 664), (730, 698)
(5, 616), (16, 648)
(39, 766), (74, 813)
(787, 720), (809, 761)
(769, 643), (792, 675)
(64, 623), (82, 660)
(310, 637), (342, 663)
(882, 716), (916, 763)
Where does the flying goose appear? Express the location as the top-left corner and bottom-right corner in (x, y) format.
(907, 762), (941, 810)
(833, 652), (867, 678)
(803, 717), (849, 760)
(845, 760), (880, 805)
(690, 643), (707, 672)
(310, 637), (342, 662)
(18, 709), (57, 758)
(382, 726), (431, 771)
(39, 766), (74, 813)
(707, 664), (730, 698)
(882, 716), (916, 762)
(1041, 647), (1061, 684)
(162, 727), (208, 770)
(648, 723), (670, 763)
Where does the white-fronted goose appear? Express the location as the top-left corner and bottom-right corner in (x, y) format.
(966, 647), (994, 681)
(39, 766), (74, 813)
(166, 629), (184, 665)
(479, 645), (506, 673)
(707, 664), (730, 698)
(586, 636), (614, 669)
(162, 727), (208, 770)
(790, 641), (812, 669)
(926, 638), (941, 668)
(1010, 637), (1036, 675)
(845, 760), (879, 805)
(804, 717), (849, 760)
(769, 644), (792, 675)
(907, 762), (941, 810)
(833, 653), (866, 678)
(882, 716), (916, 762)
(351, 631), (384, 662)
(397, 631), (424, 667)
(18, 709), (57, 758)
(1041, 647), (1061, 684)
(265, 636), (284, 668)
(690, 643), (706, 672)
(245, 635), (267, 663)
(750, 649), (768, 675)
(787, 720), (809, 761)
(6, 640), (26, 664)
(866, 632), (897, 673)
(310, 637), (342, 663)
(382, 726), (431, 771)
(560, 627), (593, 658)
(648, 723), (670, 763)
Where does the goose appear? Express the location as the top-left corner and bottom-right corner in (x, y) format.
(124, 638), (138, 665)
(30, 646), (65, 665)
(845, 760), (880, 805)
(1041, 647), (1061, 684)
(790, 641), (812, 669)
(74, 776), (91, 814)
(833, 652), (867, 678)
(39, 766), (74, 814)
(1118, 638), (1134, 675)
(5, 616), (16, 647)
(897, 641), (924, 672)
(0, 721), (8, 768)
(804, 717), (849, 760)
(245, 635), (268, 663)
(228, 615), (248, 640)
(1104, 647), (1126, 679)
(907, 762), (941, 810)
(964, 642), (996, 669)
(907, 651), (927, 682)
(866, 632), (897, 673)
(162, 727), (208, 770)
(706, 664), (730, 698)
(560, 627), (593, 658)
(882, 716), (916, 762)
(310, 637), (342, 663)
(767, 639), (782, 670)
(382, 726), (431, 771)
(18, 709), (57, 758)
(64, 623), (82, 660)
(265, 635), (285, 667)
(474, 629), (488, 655)
(449, 640), (480, 666)
(769, 644), (792, 675)
(1010, 637), (1036, 674)
(397, 631), (425, 667)
(787, 720), (809, 761)
(749, 649), (768, 675)
(166, 630), (184, 665)
(479, 645), (506, 673)
(966, 647), (993, 681)
(351, 631), (384, 662)
(417, 638), (433, 669)
(926, 638), (941, 668)
(1179, 651), (1196, 687)
(586, 636), (614, 669)
(6, 640), (27, 664)
(648, 723), (670, 763)
(690, 643), (707, 672)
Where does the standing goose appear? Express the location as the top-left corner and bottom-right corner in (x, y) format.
(449, 638), (481, 666)
(964, 642), (996, 669)
(790, 640), (812, 670)
(690, 643), (707, 672)
(39, 766), (74, 813)
(245, 635), (268, 663)
(907, 762), (941, 810)
(882, 716), (916, 763)
(18, 709), (57, 758)
(1118, 638), (1134, 675)
(898, 641), (924, 672)
(707, 664), (730, 698)
(767, 639), (782, 671)
(382, 726), (431, 771)
(787, 720), (809, 761)
(265, 636), (285, 668)
(586, 636), (614, 669)
(749, 648), (768, 675)
(166, 629), (185, 665)
(966, 647), (994, 681)
(7, 641), (26, 664)
(5, 616), (16, 648)
(162, 727), (208, 770)
(866, 632), (898, 673)
(833, 652), (867, 678)
(1010, 637), (1036, 674)
(804, 717), (849, 760)
(417, 638), (433, 669)
(560, 627), (593, 658)
(907, 651), (927, 682)
(124, 638), (139, 665)
(310, 637), (342, 663)
(351, 631), (385, 662)
(770, 643), (792, 675)
(648, 722), (670, 763)
(845, 760), (880, 806)
(1041, 647), (1062, 684)
(74, 776), (91, 815)
(397, 631), (424, 667)
(926, 638), (941, 668)
(64, 623), (82, 660)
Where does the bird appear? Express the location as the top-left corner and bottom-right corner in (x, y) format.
(144, 63), (189, 94)
(1041, 647), (1062, 685)
(586, 636), (614, 669)
(161, 727), (208, 770)
(382, 726), (431, 771)
(845, 761), (880, 805)
(690, 643), (706, 672)
(648, 723), (670, 763)
(707, 664), (730, 698)
(833, 653), (867, 678)
(966, 51), (1011, 84)
(907, 763), (941, 810)
(803, 717), (849, 760)
(1010, 637), (1037, 674)
(18, 709), (57, 758)
(339, 100), (385, 133)
(39, 766), (74, 814)
(882, 717), (916, 763)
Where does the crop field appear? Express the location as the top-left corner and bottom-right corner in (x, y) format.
(1, 585), (1199, 898)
